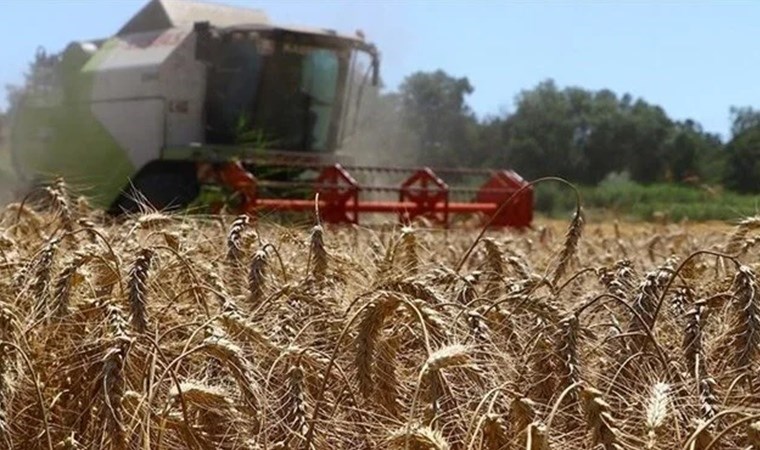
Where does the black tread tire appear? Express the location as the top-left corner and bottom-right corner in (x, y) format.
(109, 161), (200, 215)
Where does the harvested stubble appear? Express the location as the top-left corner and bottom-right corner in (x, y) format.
(2, 198), (760, 450)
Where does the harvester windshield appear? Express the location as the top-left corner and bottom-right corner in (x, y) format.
(202, 25), (373, 153)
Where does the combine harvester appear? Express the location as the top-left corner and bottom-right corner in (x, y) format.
(10, 0), (533, 228)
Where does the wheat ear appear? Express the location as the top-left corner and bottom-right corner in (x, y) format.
(248, 249), (268, 305)
(309, 225), (328, 281)
(698, 377), (718, 421)
(510, 397), (539, 440)
(226, 214), (250, 263)
(51, 252), (91, 317)
(56, 432), (82, 450)
(526, 422), (551, 450)
(483, 238), (504, 276)
(219, 304), (279, 355)
(201, 332), (259, 411)
(102, 305), (132, 449)
(127, 248), (154, 333)
(169, 382), (233, 410)
(645, 382), (670, 448)
(386, 424), (450, 450)
(683, 300), (707, 379)
(729, 266), (760, 374)
(282, 355), (308, 445)
(726, 216), (760, 254)
(30, 237), (61, 318)
(626, 272), (660, 353)
(581, 386), (623, 450)
(48, 177), (74, 231)
(355, 295), (401, 399)
(375, 334), (402, 417)
(506, 255), (531, 280)
(746, 421), (760, 449)
(400, 226), (420, 274)
(556, 313), (582, 404)
(135, 211), (173, 231)
(421, 344), (471, 409)
(482, 413), (509, 450)
(551, 206), (584, 285)
(688, 419), (713, 450)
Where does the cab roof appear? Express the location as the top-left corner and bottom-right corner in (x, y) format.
(118, 0), (366, 43)
(118, 0), (270, 36)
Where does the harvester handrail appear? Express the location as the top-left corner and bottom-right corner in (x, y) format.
(256, 179), (524, 196)
(248, 159), (505, 176)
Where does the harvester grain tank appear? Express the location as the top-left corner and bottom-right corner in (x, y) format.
(10, 0), (533, 228)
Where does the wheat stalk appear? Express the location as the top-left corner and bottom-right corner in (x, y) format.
(56, 432), (82, 450)
(76, 217), (99, 243)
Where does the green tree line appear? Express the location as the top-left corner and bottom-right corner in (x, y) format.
(361, 70), (760, 193)
(5, 54), (760, 195)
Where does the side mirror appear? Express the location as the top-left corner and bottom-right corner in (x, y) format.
(365, 44), (380, 87)
(194, 21), (213, 63)
(372, 54), (380, 87)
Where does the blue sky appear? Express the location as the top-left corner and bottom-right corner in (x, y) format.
(2, 0), (759, 140)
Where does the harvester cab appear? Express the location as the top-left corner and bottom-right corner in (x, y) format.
(11, 0), (533, 228)
(197, 22), (378, 152)
(11, 0), (378, 212)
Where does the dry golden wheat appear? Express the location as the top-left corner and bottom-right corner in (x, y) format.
(0, 193), (757, 449)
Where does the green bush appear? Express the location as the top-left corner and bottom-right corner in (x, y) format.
(534, 179), (759, 222)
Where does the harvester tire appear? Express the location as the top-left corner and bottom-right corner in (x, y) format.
(109, 161), (199, 215)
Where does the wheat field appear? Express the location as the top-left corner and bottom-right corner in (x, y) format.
(0, 180), (759, 449)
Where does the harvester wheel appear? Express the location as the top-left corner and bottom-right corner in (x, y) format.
(109, 161), (200, 215)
